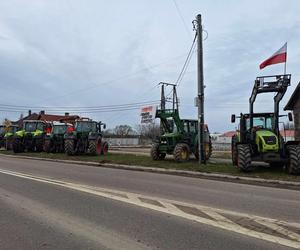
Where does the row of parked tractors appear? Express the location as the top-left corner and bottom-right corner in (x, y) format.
(0, 118), (108, 155)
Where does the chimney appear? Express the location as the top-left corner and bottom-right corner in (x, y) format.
(40, 110), (45, 115)
(65, 112), (69, 116)
(28, 110), (32, 116)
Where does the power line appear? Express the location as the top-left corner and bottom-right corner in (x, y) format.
(0, 100), (160, 110)
(172, 0), (192, 38)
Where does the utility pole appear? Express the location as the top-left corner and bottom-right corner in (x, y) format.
(196, 14), (205, 164)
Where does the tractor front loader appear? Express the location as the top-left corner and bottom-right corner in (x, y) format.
(231, 74), (300, 174)
(151, 83), (211, 162)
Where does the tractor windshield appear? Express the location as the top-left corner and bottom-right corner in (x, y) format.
(75, 121), (97, 132)
(246, 117), (274, 130)
(53, 125), (68, 134)
(24, 122), (45, 132)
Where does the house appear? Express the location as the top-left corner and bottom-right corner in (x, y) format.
(16, 110), (80, 127)
(284, 81), (300, 140)
(217, 131), (236, 144)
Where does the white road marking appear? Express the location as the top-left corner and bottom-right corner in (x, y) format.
(0, 168), (300, 249)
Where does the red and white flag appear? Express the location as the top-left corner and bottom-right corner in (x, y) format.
(259, 43), (287, 70)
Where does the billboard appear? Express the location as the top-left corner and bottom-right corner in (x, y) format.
(140, 106), (156, 123)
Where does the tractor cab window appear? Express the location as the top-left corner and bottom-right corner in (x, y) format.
(0, 126), (4, 134)
(190, 122), (197, 133)
(76, 122), (97, 132)
(53, 125), (67, 134)
(36, 122), (45, 131)
(246, 117), (274, 130)
(25, 123), (37, 132)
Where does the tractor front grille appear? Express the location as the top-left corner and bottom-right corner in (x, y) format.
(262, 136), (277, 145)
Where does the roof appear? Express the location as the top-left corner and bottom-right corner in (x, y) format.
(38, 114), (79, 123)
(220, 131), (236, 137)
(284, 82), (300, 110)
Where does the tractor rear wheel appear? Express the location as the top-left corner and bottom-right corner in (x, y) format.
(286, 145), (300, 175)
(231, 136), (238, 166)
(101, 141), (109, 155)
(174, 143), (190, 162)
(151, 143), (166, 160)
(43, 140), (52, 153)
(35, 139), (44, 152)
(65, 139), (75, 155)
(13, 138), (24, 153)
(88, 138), (102, 155)
(237, 144), (252, 172)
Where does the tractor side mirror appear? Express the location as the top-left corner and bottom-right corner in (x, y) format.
(288, 112), (293, 122)
(231, 114), (236, 123)
(103, 123), (106, 130)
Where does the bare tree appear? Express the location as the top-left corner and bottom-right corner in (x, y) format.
(113, 125), (133, 137)
(136, 123), (160, 140)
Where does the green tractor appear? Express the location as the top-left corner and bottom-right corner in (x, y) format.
(64, 118), (108, 155)
(151, 109), (212, 162)
(231, 74), (300, 174)
(4, 125), (18, 150)
(12, 120), (50, 153)
(0, 125), (5, 148)
(43, 122), (71, 153)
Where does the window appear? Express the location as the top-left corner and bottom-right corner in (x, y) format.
(76, 122), (97, 132)
(53, 125), (67, 134)
(246, 116), (274, 130)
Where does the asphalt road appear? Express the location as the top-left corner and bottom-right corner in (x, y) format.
(0, 155), (299, 249)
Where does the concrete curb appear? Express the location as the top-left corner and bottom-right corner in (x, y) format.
(1, 154), (300, 189)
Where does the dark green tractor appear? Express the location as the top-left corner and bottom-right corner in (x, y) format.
(151, 109), (212, 162)
(231, 74), (300, 174)
(0, 125), (5, 148)
(64, 119), (108, 156)
(4, 125), (18, 150)
(12, 120), (50, 153)
(43, 122), (70, 153)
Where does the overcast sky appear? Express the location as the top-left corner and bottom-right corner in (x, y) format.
(0, 0), (300, 132)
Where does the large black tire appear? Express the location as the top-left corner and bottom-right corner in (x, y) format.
(5, 138), (13, 150)
(101, 141), (109, 155)
(237, 144), (252, 172)
(88, 140), (97, 155)
(65, 139), (75, 155)
(35, 139), (44, 152)
(174, 143), (190, 162)
(231, 136), (238, 166)
(13, 138), (24, 153)
(43, 139), (52, 153)
(89, 138), (103, 155)
(286, 145), (300, 175)
(150, 143), (166, 160)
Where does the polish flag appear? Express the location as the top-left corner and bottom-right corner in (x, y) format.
(259, 43), (287, 70)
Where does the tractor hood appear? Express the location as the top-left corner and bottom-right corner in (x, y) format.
(255, 129), (279, 153)
(162, 132), (180, 138)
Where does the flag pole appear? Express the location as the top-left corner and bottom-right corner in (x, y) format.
(284, 42), (287, 75)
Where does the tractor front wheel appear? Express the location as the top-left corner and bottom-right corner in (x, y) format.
(237, 144), (252, 172)
(151, 143), (166, 160)
(101, 141), (109, 155)
(174, 143), (190, 162)
(286, 145), (300, 175)
(65, 139), (75, 155)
